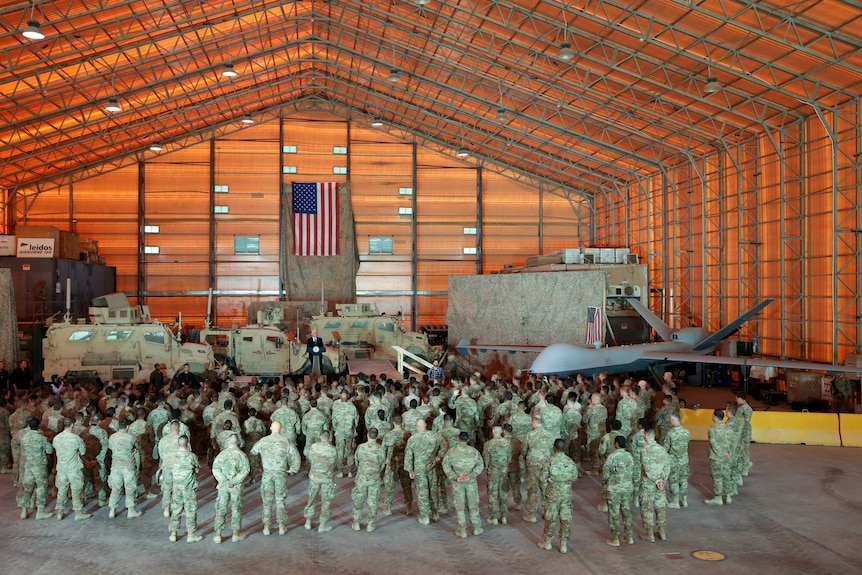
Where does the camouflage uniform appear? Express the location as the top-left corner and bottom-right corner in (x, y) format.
(301, 407), (328, 460)
(655, 404), (673, 444)
(561, 406), (582, 461)
(737, 401), (754, 474)
(708, 419), (733, 502)
(663, 424), (691, 507)
(597, 429), (625, 509)
(452, 395), (480, 443)
(603, 448), (635, 542)
(523, 425), (556, 519)
(242, 415), (266, 479)
(437, 424), (461, 511)
(404, 428), (442, 521)
(251, 433), (301, 533)
(639, 440), (670, 540)
(170, 448), (200, 539)
(303, 440), (337, 530)
(128, 418), (156, 497)
(483, 435), (512, 523)
(538, 403), (563, 440)
(53, 428), (87, 517)
(443, 441), (484, 535)
(726, 414), (744, 493)
(212, 444), (250, 538)
(352, 439), (386, 530)
(0, 405), (11, 472)
(108, 430), (140, 514)
(382, 427), (413, 514)
(583, 403), (608, 468)
(81, 425), (107, 504)
(146, 405), (170, 438)
(627, 428), (646, 502)
(615, 397), (638, 438)
(331, 399), (359, 475)
(270, 405), (301, 444)
(504, 435), (523, 507)
(157, 433), (182, 515)
(17, 427), (53, 517)
(538, 451), (578, 551)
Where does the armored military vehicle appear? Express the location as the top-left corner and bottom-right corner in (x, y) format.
(42, 293), (214, 382)
(199, 307), (347, 377)
(309, 303), (434, 364)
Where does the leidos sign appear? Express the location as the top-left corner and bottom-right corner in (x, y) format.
(17, 238), (55, 258)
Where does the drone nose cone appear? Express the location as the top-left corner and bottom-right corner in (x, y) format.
(530, 343), (582, 375)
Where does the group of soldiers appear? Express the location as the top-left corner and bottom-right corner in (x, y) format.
(0, 365), (754, 552)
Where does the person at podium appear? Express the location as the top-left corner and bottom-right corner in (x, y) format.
(307, 330), (326, 379)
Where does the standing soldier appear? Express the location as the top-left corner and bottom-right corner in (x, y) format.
(270, 398), (301, 445)
(705, 409), (733, 506)
(81, 414), (108, 507)
(596, 419), (625, 512)
(450, 387), (480, 444)
(442, 431), (484, 538)
(18, 418), (54, 520)
(537, 439), (579, 554)
(351, 428), (386, 532)
(331, 391), (359, 477)
(0, 398), (11, 473)
(157, 421), (182, 518)
(561, 392), (582, 463)
(52, 418), (91, 521)
(735, 392), (754, 476)
(603, 436), (635, 546)
(382, 416), (413, 516)
(522, 415), (556, 523)
(169, 435), (202, 543)
(107, 418), (142, 519)
(655, 396), (673, 444)
(301, 399), (329, 462)
(502, 423), (523, 512)
(128, 407), (157, 500)
(482, 425), (512, 525)
(304, 430), (338, 533)
(583, 393), (608, 474)
(725, 403), (744, 496)
(212, 433), (250, 543)
(638, 428), (670, 542)
(251, 421), (301, 535)
(664, 414), (691, 509)
(404, 418), (441, 525)
(243, 407), (266, 482)
(615, 386), (638, 438)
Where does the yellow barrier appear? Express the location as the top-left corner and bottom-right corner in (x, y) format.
(751, 411), (841, 446)
(839, 414), (862, 447)
(680, 408), (714, 442)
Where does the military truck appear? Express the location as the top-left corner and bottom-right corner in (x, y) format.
(42, 293), (214, 383)
(309, 303), (434, 364)
(199, 307), (347, 377)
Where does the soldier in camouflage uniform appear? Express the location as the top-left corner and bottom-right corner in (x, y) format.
(443, 431), (484, 537)
(332, 391), (359, 477)
(18, 418), (54, 520)
(80, 414), (108, 506)
(725, 403), (744, 495)
(705, 409), (733, 506)
(735, 392), (754, 476)
(52, 418), (91, 521)
(450, 387), (479, 444)
(0, 398), (11, 473)
(128, 407), (157, 500)
(603, 435), (635, 546)
(301, 399), (329, 462)
(304, 430), (338, 532)
(664, 413), (691, 509)
(437, 414), (461, 513)
(638, 428), (670, 542)
(169, 435), (202, 543)
(583, 393), (608, 473)
(108, 418), (142, 519)
(561, 392), (582, 463)
(270, 398), (301, 445)
(502, 423), (523, 510)
(157, 421), (182, 518)
(627, 417), (648, 508)
(351, 428), (386, 532)
(615, 385), (638, 438)
(382, 416), (413, 516)
(596, 419), (625, 512)
(212, 433), (250, 543)
(483, 425), (512, 525)
(522, 415), (556, 523)
(655, 395), (673, 444)
(404, 417), (441, 525)
(537, 439), (578, 554)
(243, 407), (266, 481)
(251, 421), (301, 535)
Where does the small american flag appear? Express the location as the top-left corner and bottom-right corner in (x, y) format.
(585, 305), (604, 345)
(292, 182), (339, 256)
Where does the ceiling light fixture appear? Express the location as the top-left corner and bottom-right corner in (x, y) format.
(496, 108), (507, 121)
(371, 119), (384, 127)
(387, 69), (403, 83)
(241, 114), (255, 124)
(414, 0), (432, 5)
(557, 1), (575, 62)
(456, 148), (470, 158)
(21, 2), (45, 41)
(704, 75), (721, 94)
(104, 98), (122, 113)
(149, 144), (163, 152)
(221, 63), (238, 77)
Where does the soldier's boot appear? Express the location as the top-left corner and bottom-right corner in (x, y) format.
(74, 512), (92, 521)
(382, 504), (392, 516)
(108, 507), (116, 518)
(625, 534), (635, 545)
(597, 502), (608, 512)
(19, 508), (27, 520)
(169, 532), (178, 542)
(366, 522), (376, 533)
(639, 529), (655, 543)
(658, 525), (667, 541)
(56, 510), (64, 521)
(667, 495), (680, 509)
(127, 508), (142, 519)
(634, 497), (640, 508)
(35, 508), (53, 520)
(232, 533), (247, 543)
(455, 528), (468, 539)
(704, 496), (724, 506)
(263, 525), (271, 536)
(213, 530), (222, 544)
(352, 521), (361, 531)
(681, 495), (688, 508)
(523, 512), (538, 523)
(318, 517), (332, 533)
(725, 494), (733, 504)
(187, 533), (203, 543)
(605, 536), (621, 547)
(488, 517), (498, 525)
(430, 512), (440, 522)
(278, 524), (286, 536)
(304, 519), (312, 530)
(559, 541), (568, 554)
(473, 526), (484, 536)
(536, 539), (552, 551)
(417, 516), (430, 526)
(163, 508), (170, 518)
(500, 515), (508, 525)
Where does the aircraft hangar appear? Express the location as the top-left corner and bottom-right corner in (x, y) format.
(1, 2), (861, 574)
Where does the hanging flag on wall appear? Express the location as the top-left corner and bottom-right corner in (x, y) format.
(292, 182), (340, 256)
(585, 305), (604, 345)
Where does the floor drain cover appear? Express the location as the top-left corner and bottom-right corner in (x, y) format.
(692, 550), (726, 561)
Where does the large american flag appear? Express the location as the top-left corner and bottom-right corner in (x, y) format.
(292, 182), (339, 256)
(585, 305), (604, 345)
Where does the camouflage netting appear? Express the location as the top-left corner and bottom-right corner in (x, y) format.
(280, 181), (359, 306)
(0, 268), (20, 365)
(446, 271), (606, 377)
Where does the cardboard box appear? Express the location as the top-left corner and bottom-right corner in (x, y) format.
(0, 235), (14, 256)
(14, 225), (80, 260)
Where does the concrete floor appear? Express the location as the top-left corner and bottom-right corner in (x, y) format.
(1, 390), (860, 575)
